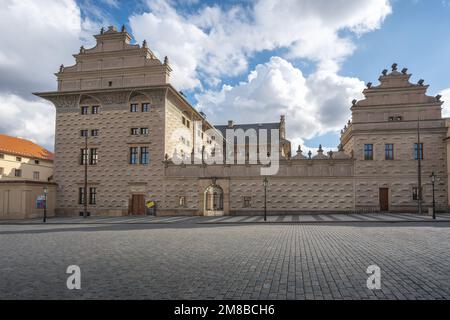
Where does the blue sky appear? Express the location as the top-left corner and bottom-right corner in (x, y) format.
(1, 0), (450, 151)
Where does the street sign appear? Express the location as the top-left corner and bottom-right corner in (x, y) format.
(36, 195), (46, 209)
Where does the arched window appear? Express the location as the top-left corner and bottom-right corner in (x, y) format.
(205, 185), (223, 211)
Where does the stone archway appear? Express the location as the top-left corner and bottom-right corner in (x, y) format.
(204, 184), (224, 216)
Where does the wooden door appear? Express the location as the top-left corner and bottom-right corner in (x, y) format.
(379, 188), (389, 212)
(131, 195), (145, 215)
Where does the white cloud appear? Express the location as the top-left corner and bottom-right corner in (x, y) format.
(0, 94), (55, 150)
(0, 0), (107, 150)
(196, 57), (365, 150)
(128, 0), (390, 148)
(130, 0), (392, 89)
(440, 88), (450, 117)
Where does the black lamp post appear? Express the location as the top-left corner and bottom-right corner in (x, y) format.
(43, 186), (48, 223)
(431, 171), (436, 220)
(263, 177), (268, 222)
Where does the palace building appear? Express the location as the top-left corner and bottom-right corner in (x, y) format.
(34, 26), (449, 216)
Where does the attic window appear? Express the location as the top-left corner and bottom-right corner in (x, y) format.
(388, 116), (394, 122)
(108, 81), (113, 87)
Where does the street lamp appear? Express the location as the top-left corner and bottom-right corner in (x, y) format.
(263, 177), (268, 222)
(431, 171), (436, 220)
(43, 186), (48, 223)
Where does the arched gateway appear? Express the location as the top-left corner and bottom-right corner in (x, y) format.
(204, 185), (224, 216)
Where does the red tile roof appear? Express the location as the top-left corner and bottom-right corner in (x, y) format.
(0, 134), (54, 161)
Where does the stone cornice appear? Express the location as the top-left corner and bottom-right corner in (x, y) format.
(56, 65), (167, 79)
(351, 101), (443, 111)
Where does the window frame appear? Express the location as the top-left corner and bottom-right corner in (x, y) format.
(243, 196), (252, 208)
(78, 187), (85, 205)
(80, 129), (88, 137)
(142, 103), (149, 112)
(92, 105), (99, 114)
(89, 148), (98, 165)
(91, 129), (99, 137)
(130, 147), (139, 165)
(140, 128), (149, 135)
(364, 144), (373, 160)
(414, 143), (424, 160)
(385, 144), (394, 160)
(89, 187), (97, 205)
(81, 106), (89, 115)
(179, 196), (186, 207)
(33, 171), (40, 180)
(140, 147), (149, 165)
(80, 148), (88, 165)
(130, 103), (139, 112)
(14, 168), (22, 177)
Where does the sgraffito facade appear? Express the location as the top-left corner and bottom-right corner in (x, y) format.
(35, 26), (449, 216)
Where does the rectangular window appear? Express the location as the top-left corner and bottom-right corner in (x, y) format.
(81, 149), (88, 165)
(414, 143), (423, 160)
(34, 159), (40, 165)
(92, 106), (99, 114)
(179, 196), (186, 207)
(16, 157), (22, 162)
(364, 144), (373, 160)
(33, 171), (40, 180)
(91, 129), (99, 137)
(412, 187), (423, 200)
(140, 128), (149, 135)
(186, 120), (190, 128)
(79, 187), (85, 205)
(0, 167), (4, 175)
(81, 106), (89, 115)
(182, 116), (186, 125)
(90, 148), (98, 165)
(81, 129), (88, 137)
(89, 187), (97, 205)
(14, 169), (22, 177)
(142, 103), (149, 112)
(140, 147), (149, 164)
(130, 104), (138, 112)
(385, 144), (394, 160)
(243, 196), (252, 208)
(131, 128), (139, 135)
(0, 154), (4, 159)
(130, 147), (139, 164)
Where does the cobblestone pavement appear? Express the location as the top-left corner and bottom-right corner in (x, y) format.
(0, 221), (449, 299)
(2, 212), (450, 225)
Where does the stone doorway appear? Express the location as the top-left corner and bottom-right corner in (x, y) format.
(130, 194), (145, 215)
(379, 188), (389, 212)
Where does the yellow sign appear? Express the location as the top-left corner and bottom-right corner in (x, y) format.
(146, 201), (155, 208)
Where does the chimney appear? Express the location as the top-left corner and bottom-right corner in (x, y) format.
(280, 115), (286, 139)
(228, 120), (234, 128)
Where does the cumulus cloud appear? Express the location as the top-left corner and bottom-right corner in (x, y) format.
(196, 57), (365, 150)
(130, 0), (392, 89)
(0, 94), (55, 150)
(129, 0), (390, 149)
(440, 88), (450, 117)
(0, 0), (107, 150)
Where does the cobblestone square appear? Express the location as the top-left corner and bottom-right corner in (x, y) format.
(0, 219), (449, 299)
